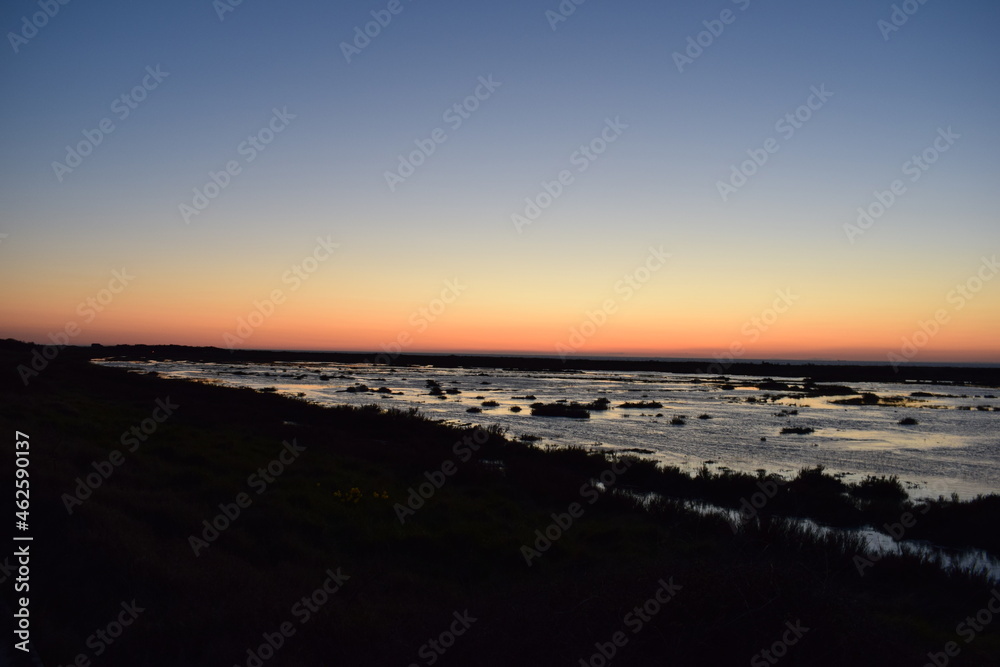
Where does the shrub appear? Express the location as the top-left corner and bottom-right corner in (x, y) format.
(850, 475), (907, 504)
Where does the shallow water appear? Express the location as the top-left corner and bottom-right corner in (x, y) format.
(96, 360), (1000, 500)
(711, 504), (1000, 582)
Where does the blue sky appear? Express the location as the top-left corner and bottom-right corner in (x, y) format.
(2, 0), (998, 359)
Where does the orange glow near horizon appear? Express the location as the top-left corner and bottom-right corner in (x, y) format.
(3, 233), (998, 364)
(4, 291), (998, 363)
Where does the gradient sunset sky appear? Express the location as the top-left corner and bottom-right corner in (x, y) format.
(2, 0), (998, 362)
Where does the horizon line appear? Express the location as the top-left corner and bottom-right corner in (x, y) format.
(65, 341), (1000, 368)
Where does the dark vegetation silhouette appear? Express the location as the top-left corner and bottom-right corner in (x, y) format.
(3, 340), (998, 666)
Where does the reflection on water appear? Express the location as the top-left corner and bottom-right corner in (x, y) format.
(708, 503), (1000, 582)
(96, 359), (1000, 500)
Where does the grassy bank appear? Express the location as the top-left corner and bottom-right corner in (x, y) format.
(3, 342), (999, 666)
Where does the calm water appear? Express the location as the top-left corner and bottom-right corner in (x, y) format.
(97, 359), (1000, 500)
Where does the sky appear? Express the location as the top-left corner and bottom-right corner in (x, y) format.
(1, 0), (998, 363)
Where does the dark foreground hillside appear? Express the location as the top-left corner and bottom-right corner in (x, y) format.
(2, 342), (999, 666)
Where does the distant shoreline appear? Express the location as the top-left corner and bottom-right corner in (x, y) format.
(49, 342), (996, 386)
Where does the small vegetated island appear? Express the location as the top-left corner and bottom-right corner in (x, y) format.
(529, 397), (612, 418)
(618, 401), (663, 409)
(831, 392), (914, 406)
